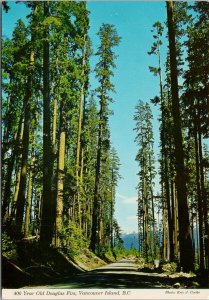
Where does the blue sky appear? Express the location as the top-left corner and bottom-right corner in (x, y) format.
(2, 1), (167, 233)
(88, 2), (167, 232)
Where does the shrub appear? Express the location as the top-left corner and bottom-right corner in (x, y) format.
(59, 222), (88, 257)
(2, 231), (17, 261)
(162, 262), (177, 273)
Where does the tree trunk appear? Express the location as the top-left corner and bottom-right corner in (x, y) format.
(75, 35), (86, 228)
(90, 101), (103, 252)
(24, 150), (35, 238)
(55, 125), (65, 247)
(158, 41), (174, 262)
(2, 76), (14, 171)
(24, 117), (38, 238)
(144, 169), (149, 261)
(194, 117), (205, 272)
(163, 198), (168, 261)
(15, 42), (35, 237)
(52, 94), (57, 150)
(2, 115), (24, 223)
(149, 160), (156, 259)
(110, 175), (114, 250)
(166, 0), (194, 271)
(40, 1), (55, 246)
(198, 130), (209, 273)
(196, 213), (200, 267)
(164, 159), (174, 261)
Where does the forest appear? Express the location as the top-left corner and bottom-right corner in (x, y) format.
(2, 0), (209, 290)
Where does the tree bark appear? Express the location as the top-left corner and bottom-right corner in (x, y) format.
(166, 0), (194, 271)
(194, 115), (205, 272)
(90, 98), (103, 252)
(55, 125), (65, 247)
(24, 151), (35, 238)
(40, 1), (55, 246)
(15, 41), (35, 237)
(198, 130), (209, 272)
(75, 35), (86, 228)
(2, 115), (24, 223)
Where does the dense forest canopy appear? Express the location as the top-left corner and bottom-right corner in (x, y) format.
(2, 0), (209, 287)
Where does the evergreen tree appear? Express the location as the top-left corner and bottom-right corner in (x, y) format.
(166, 1), (194, 271)
(90, 24), (120, 253)
(134, 100), (156, 261)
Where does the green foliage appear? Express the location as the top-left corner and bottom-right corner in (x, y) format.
(3, 1), (10, 13)
(162, 262), (178, 273)
(2, 232), (17, 261)
(42, 16), (62, 27)
(134, 100), (156, 261)
(104, 247), (116, 262)
(59, 222), (88, 257)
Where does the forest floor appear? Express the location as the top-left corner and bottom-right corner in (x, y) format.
(24, 259), (204, 289)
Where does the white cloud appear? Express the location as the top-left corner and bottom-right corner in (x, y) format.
(121, 229), (138, 235)
(116, 192), (137, 204)
(127, 215), (138, 221)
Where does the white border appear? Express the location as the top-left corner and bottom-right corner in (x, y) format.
(2, 289), (209, 300)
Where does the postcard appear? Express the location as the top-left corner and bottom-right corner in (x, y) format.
(2, 1), (209, 299)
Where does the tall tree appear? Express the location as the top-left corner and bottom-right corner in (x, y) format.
(2, 22), (28, 223)
(182, 1), (209, 273)
(134, 100), (156, 261)
(40, 1), (55, 246)
(166, 1), (194, 271)
(15, 3), (38, 237)
(148, 21), (175, 262)
(90, 24), (120, 253)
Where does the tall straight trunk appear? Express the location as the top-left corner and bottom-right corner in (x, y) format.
(52, 88), (58, 206)
(194, 119), (205, 272)
(198, 130), (209, 272)
(75, 35), (86, 228)
(149, 164), (156, 259)
(24, 152), (35, 238)
(2, 94), (11, 155)
(138, 205), (142, 254)
(158, 42), (174, 261)
(166, 1), (194, 271)
(163, 199), (168, 261)
(2, 92), (12, 177)
(191, 205), (195, 254)
(2, 115), (24, 223)
(144, 201), (149, 261)
(173, 183), (180, 261)
(2, 76), (14, 170)
(196, 213), (200, 267)
(11, 120), (24, 222)
(52, 59), (59, 152)
(99, 201), (104, 254)
(15, 45), (35, 237)
(24, 120), (37, 238)
(171, 178), (178, 260)
(40, 1), (54, 246)
(80, 94), (87, 231)
(142, 206), (145, 256)
(55, 121), (65, 247)
(110, 182), (114, 250)
(143, 171), (149, 261)
(52, 94), (57, 149)
(90, 101), (103, 252)
(164, 158), (174, 261)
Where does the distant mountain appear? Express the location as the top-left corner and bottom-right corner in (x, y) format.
(121, 228), (198, 251)
(121, 232), (139, 250)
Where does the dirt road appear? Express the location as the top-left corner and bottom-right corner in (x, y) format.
(31, 259), (194, 289)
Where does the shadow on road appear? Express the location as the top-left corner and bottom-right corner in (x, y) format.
(34, 260), (196, 289)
